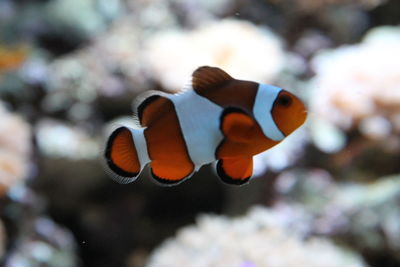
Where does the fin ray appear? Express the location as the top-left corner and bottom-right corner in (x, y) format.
(192, 66), (233, 92)
(150, 160), (194, 186)
(104, 126), (141, 183)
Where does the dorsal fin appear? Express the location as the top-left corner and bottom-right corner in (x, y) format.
(192, 66), (233, 91)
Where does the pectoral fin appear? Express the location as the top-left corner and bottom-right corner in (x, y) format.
(220, 107), (256, 143)
(216, 107), (260, 158)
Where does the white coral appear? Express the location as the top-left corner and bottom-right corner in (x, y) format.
(271, 0), (385, 12)
(36, 119), (99, 159)
(310, 26), (400, 140)
(0, 102), (31, 196)
(147, 207), (367, 267)
(144, 19), (285, 91)
(47, 17), (145, 99)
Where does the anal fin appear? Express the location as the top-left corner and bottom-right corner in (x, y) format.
(216, 157), (253, 185)
(150, 160), (194, 186)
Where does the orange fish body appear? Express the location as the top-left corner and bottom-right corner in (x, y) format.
(0, 44), (27, 71)
(104, 66), (307, 185)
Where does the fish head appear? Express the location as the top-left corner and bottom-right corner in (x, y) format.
(271, 90), (307, 137)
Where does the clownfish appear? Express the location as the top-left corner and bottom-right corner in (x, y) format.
(104, 66), (307, 186)
(0, 44), (28, 72)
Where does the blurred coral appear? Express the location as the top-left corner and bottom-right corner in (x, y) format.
(147, 206), (366, 267)
(44, 0), (122, 40)
(36, 119), (99, 159)
(144, 19), (285, 91)
(311, 26), (400, 141)
(0, 0), (399, 266)
(0, 44), (28, 72)
(323, 175), (400, 260)
(0, 101), (31, 196)
(0, 219), (5, 259)
(271, 0), (385, 12)
(46, 17), (145, 99)
(125, 0), (231, 29)
(276, 169), (400, 264)
(4, 217), (78, 267)
(253, 126), (308, 176)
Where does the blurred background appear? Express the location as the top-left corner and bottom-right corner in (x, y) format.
(0, 0), (400, 266)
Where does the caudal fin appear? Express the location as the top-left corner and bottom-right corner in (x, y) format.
(104, 126), (150, 184)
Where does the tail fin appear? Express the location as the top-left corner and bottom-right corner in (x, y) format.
(103, 126), (150, 184)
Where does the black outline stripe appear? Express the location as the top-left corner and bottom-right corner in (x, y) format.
(104, 127), (139, 178)
(150, 168), (191, 186)
(137, 94), (161, 125)
(270, 90), (287, 138)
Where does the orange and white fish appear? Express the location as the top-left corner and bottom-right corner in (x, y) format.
(0, 44), (28, 72)
(104, 66), (307, 185)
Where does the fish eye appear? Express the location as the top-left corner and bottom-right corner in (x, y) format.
(277, 94), (292, 107)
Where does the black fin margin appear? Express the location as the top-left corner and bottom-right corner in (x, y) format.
(137, 95), (161, 125)
(104, 127), (139, 178)
(216, 160), (250, 186)
(149, 168), (191, 187)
